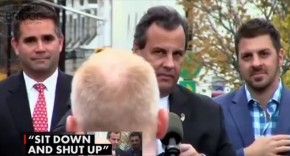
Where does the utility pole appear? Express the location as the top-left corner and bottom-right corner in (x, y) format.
(6, 20), (11, 76)
(57, 0), (66, 72)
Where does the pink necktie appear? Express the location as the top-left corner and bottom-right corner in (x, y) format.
(32, 83), (48, 132)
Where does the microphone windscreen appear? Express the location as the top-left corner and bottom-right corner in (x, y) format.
(161, 112), (183, 145)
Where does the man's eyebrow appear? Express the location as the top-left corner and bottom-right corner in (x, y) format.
(152, 47), (166, 51)
(257, 48), (271, 52)
(42, 34), (55, 37)
(23, 36), (37, 42)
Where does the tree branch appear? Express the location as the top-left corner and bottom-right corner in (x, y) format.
(267, 0), (278, 20)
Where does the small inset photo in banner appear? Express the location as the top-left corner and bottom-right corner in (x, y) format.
(89, 131), (143, 156)
(23, 131), (142, 156)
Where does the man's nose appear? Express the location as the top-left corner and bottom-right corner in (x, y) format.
(35, 41), (45, 52)
(163, 55), (175, 69)
(252, 55), (262, 67)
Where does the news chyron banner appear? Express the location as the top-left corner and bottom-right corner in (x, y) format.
(24, 132), (111, 155)
(24, 131), (142, 155)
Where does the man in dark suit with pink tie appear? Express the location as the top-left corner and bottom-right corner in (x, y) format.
(0, 2), (72, 156)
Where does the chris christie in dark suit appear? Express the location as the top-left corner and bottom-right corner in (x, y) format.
(55, 5), (236, 156)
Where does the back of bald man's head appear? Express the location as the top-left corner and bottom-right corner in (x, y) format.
(87, 49), (150, 85)
(70, 48), (160, 132)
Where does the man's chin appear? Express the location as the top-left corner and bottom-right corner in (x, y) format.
(32, 66), (51, 72)
(159, 83), (176, 96)
(248, 81), (270, 91)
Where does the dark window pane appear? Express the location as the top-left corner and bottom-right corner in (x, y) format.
(88, 0), (97, 3)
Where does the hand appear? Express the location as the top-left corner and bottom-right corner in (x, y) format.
(179, 143), (204, 156)
(244, 135), (290, 156)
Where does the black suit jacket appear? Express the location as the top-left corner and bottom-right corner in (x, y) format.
(164, 85), (236, 156)
(54, 85), (236, 156)
(0, 71), (72, 156)
(115, 148), (128, 156)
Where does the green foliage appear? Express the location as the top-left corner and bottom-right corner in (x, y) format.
(119, 132), (130, 150)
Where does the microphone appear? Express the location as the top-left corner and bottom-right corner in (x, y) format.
(161, 112), (184, 156)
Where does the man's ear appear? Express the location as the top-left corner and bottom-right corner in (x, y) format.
(278, 48), (285, 67)
(11, 37), (19, 55)
(132, 41), (142, 55)
(58, 34), (64, 52)
(156, 108), (169, 139)
(66, 115), (77, 133)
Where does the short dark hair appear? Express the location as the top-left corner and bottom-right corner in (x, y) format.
(106, 132), (121, 139)
(129, 132), (142, 140)
(234, 18), (281, 57)
(12, 2), (62, 41)
(133, 6), (188, 50)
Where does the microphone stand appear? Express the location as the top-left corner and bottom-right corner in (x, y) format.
(164, 138), (180, 156)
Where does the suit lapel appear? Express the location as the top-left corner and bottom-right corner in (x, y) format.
(230, 86), (254, 146)
(168, 85), (191, 122)
(50, 71), (71, 131)
(275, 87), (290, 134)
(7, 72), (34, 132)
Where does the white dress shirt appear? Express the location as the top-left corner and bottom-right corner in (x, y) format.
(157, 96), (169, 155)
(23, 69), (58, 131)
